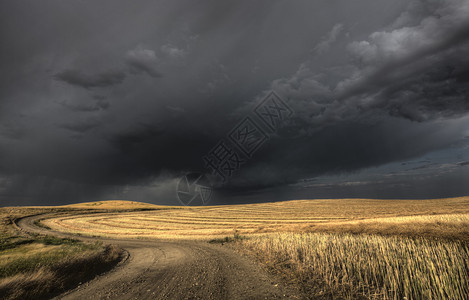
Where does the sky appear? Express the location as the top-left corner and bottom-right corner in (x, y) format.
(1, 0), (469, 206)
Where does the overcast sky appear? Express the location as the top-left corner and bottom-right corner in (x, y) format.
(1, 0), (469, 206)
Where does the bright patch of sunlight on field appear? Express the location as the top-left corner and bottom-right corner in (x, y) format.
(41, 197), (469, 240)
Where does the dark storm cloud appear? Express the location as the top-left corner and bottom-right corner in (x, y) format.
(0, 0), (468, 205)
(58, 99), (110, 112)
(334, 1), (469, 122)
(273, 0), (469, 126)
(377, 59), (469, 122)
(124, 46), (162, 78)
(230, 0), (469, 187)
(226, 116), (466, 189)
(59, 118), (102, 133)
(107, 122), (215, 181)
(339, 32), (469, 121)
(0, 174), (113, 206)
(54, 69), (127, 89)
(313, 23), (344, 55)
(0, 122), (25, 140)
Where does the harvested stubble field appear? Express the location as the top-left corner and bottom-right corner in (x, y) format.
(42, 197), (469, 240)
(242, 232), (469, 299)
(38, 197), (469, 299)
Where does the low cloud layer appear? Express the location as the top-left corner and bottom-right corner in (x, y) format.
(55, 70), (127, 89)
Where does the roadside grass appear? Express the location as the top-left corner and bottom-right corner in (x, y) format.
(0, 242), (121, 300)
(237, 232), (469, 299)
(208, 230), (247, 244)
(0, 208), (123, 300)
(0, 237), (95, 278)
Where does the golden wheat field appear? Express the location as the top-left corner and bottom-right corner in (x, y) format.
(41, 197), (469, 240)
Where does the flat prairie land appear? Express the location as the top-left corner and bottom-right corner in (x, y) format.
(3, 197), (469, 299)
(41, 197), (469, 240)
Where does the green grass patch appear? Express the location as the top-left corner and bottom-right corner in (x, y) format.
(209, 231), (247, 244)
(0, 235), (100, 279)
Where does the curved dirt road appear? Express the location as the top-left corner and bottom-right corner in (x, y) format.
(17, 214), (301, 300)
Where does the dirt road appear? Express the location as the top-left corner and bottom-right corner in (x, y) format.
(17, 214), (301, 300)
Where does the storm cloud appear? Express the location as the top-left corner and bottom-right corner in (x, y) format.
(0, 0), (468, 205)
(54, 69), (127, 89)
(125, 46), (162, 78)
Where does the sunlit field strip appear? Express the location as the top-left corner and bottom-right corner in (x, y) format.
(85, 220), (325, 229)
(358, 213), (469, 223)
(44, 212), (469, 239)
(54, 211), (343, 224)
(45, 217), (273, 237)
(52, 217), (313, 231)
(128, 215), (344, 221)
(45, 217), (328, 238)
(55, 213), (338, 224)
(84, 220), (275, 231)
(41, 198), (469, 239)
(305, 213), (469, 229)
(100, 218), (332, 225)
(119, 215), (333, 222)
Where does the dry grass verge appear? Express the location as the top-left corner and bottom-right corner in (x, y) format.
(0, 243), (121, 300)
(0, 207), (123, 300)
